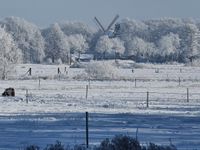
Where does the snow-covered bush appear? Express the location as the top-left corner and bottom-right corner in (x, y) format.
(85, 61), (119, 80)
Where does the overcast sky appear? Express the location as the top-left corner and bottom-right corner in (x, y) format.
(0, 0), (199, 28)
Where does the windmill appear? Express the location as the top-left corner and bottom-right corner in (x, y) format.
(94, 15), (120, 38)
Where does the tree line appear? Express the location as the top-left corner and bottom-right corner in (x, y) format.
(0, 17), (200, 70)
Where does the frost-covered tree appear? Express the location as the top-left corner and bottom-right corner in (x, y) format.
(119, 18), (148, 42)
(1, 17), (45, 63)
(68, 34), (88, 59)
(125, 37), (157, 62)
(144, 42), (157, 62)
(125, 37), (147, 56)
(112, 38), (125, 54)
(109, 38), (125, 60)
(59, 21), (94, 40)
(158, 33), (180, 60)
(43, 23), (70, 63)
(0, 27), (22, 80)
(191, 33), (200, 58)
(95, 35), (114, 59)
(59, 21), (94, 53)
(185, 24), (200, 60)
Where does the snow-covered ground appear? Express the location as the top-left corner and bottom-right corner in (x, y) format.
(2, 62), (200, 115)
(0, 113), (199, 150)
(0, 62), (200, 149)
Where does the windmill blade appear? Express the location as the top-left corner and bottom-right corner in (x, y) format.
(94, 17), (105, 32)
(106, 14), (119, 32)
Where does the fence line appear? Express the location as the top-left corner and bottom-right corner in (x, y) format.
(22, 86), (200, 110)
(10, 67), (200, 84)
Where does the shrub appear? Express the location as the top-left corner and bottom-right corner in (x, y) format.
(97, 138), (114, 150)
(44, 141), (65, 150)
(97, 135), (177, 150)
(25, 145), (40, 150)
(24, 137), (177, 150)
(73, 144), (87, 150)
(97, 135), (141, 150)
(85, 61), (119, 80)
(147, 143), (177, 150)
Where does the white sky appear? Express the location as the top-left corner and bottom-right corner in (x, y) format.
(0, 0), (199, 28)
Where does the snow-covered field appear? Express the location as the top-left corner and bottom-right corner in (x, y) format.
(0, 62), (200, 149)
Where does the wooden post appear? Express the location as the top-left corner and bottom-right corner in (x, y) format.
(86, 112), (89, 148)
(136, 128), (139, 141)
(86, 85), (89, 99)
(26, 89), (28, 103)
(58, 67), (60, 74)
(64, 67), (67, 72)
(187, 88), (189, 102)
(39, 77), (41, 89)
(29, 68), (32, 76)
(69, 53), (71, 65)
(88, 77), (91, 88)
(147, 91), (149, 108)
(135, 78), (137, 87)
(115, 51), (117, 63)
(155, 68), (159, 73)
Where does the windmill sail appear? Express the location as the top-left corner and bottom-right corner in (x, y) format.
(106, 14), (119, 32)
(94, 17), (105, 32)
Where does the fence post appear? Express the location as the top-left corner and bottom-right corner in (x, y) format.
(58, 67), (61, 74)
(187, 88), (189, 102)
(155, 68), (159, 73)
(135, 128), (139, 141)
(86, 112), (89, 148)
(26, 89), (28, 103)
(88, 77), (91, 88)
(28, 68), (32, 76)
(39, 77), (41, 89)
(135, 78), (137, 87)
(64, 67), (67, 72)
(86, 85), (89, 99)
(146, 91), (149, 108)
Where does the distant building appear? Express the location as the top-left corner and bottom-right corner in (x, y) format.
(71, 54), (94, 62)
